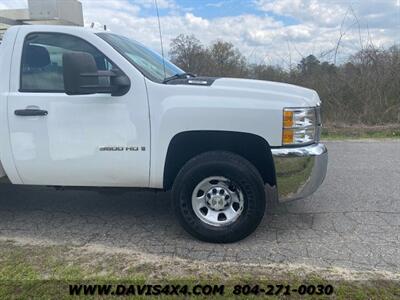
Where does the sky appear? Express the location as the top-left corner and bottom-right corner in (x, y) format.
(1, 0), (400, 66)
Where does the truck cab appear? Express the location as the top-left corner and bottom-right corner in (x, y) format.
(0, 25), (327, 242)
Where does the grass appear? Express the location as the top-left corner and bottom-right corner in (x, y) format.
(321, 124), (400, 140)
(0, 240), (399, 299)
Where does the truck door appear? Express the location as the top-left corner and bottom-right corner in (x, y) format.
(7, 29), (150, 187)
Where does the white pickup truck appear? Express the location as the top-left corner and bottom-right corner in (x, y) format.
(0, 25), (327, 243)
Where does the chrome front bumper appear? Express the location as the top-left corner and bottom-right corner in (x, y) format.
(270, 143), (328, 203)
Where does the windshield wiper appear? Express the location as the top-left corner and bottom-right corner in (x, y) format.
(163, 72), (196, 83)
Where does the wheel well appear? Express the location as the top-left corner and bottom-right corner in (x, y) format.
(163, 131), (276, 190)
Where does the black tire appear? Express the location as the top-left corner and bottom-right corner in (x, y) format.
(172, 151), (266, 243)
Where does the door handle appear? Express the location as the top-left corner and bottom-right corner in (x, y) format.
(14, 109), (48, 116)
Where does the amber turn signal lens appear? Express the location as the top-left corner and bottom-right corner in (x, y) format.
(283, 111), (294, 128)
(282, 129), (294, 145)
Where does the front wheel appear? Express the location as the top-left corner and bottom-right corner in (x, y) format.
(172, 151), (266, 243)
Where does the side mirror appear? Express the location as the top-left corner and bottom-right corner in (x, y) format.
(63, 51), (130, 96)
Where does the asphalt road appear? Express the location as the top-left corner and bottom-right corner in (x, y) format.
(0, 140), (399, 272)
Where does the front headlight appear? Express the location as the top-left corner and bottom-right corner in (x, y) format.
(282, 107), (317, 145)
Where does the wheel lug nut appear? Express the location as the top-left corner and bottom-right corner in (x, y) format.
(212, 189), (217, 194)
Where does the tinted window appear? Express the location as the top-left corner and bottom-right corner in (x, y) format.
(20, 33), (114, 92)
(98, 33), (184, 83)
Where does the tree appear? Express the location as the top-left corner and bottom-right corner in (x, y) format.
(169, 34), (209, 75)
(207, 41), (248, 77)
(168, 33), (400, 125)
(297, 55), (321, 75)
(250, 64), (287, 82)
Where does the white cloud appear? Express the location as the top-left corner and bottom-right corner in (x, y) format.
(206, 1), (228, 8)
(1, 0), (399, 66)
(78, 0), (399, 66)
(252, 0), (400, 64)
(255, 0), (400, 30)
(255, 0), (347, 27)
(184, 13), (209, 28)
(81, 0), (141, 29)
(133, 0), (177, 9)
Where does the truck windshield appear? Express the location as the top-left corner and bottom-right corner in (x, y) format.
(97, 32), (184, 83)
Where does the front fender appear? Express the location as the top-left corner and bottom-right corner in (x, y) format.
(146, 80), (283, 188)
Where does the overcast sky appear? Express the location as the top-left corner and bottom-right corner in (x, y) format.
(2, 0), (400, 66)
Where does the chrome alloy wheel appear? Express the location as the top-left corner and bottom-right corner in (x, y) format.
(191, 176), (245, 227)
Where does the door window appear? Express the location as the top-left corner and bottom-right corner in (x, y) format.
(20, 32), (114, 93)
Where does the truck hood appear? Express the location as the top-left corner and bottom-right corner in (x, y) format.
(211, 78), (321, 107)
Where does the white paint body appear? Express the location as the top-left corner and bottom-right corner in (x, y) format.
(0, 26), (321, 188)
